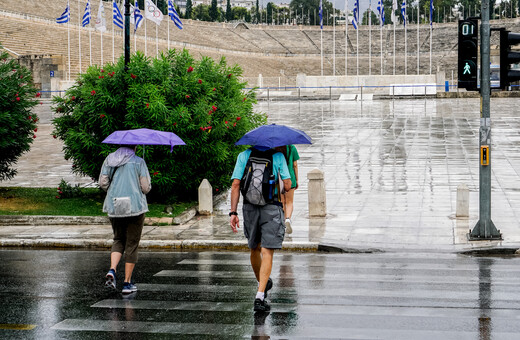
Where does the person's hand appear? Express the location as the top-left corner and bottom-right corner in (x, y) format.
(230, 215), (240, 233)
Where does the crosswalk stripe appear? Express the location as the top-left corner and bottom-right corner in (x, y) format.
(0, 323), (36, 330)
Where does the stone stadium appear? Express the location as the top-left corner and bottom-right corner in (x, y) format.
(2, 0), (520, 95)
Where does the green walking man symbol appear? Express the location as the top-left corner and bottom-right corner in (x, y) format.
(464, 62), (471, 75)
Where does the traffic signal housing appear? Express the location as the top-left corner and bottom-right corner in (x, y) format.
(458, 19), (479, 91)
(500, 30), (520, 89)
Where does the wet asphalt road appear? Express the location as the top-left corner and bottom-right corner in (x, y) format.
(1, 249), (520, 339)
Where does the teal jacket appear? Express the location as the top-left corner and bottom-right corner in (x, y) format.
(99, 147), (151, 218)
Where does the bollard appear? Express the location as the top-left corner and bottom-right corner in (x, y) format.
(307, 169), (326, 217)
(198, 179), (213, 215)
(456, 184), (469, 218)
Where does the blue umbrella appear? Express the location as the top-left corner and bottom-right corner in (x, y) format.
(102, 128), (185, 155)
(235, 124), (312, 148)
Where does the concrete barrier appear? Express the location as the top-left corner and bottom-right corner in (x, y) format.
(198, 179), (213, 215)
(307, 169), (326, 217)
(456, 184), (469, 218)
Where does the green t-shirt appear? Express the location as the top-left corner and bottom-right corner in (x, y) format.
(286, 145), (300, 188)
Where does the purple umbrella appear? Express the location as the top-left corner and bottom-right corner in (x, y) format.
(102, 128), (186, 153)
(235, 124), (312, 148)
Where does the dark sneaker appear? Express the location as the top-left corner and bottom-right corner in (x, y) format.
(264, 278), (273, 299)
(105, 269), (116, 290)
(122, 282), (138, 294)
(254, 298), (270, 312)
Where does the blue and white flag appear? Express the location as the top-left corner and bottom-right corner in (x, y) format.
(56, 1), (70, 24)
(377, 0), (385, 26)
(319, 0), (323, 29)
(113, 1), (124, 29)
(168, 0), (183, 29)
(82, 0), (91, 27)
(429, 0), (434, 26)
(133, 1), (144, 32)
(401, 0), (406, 27)
(352, 0), (359, 29)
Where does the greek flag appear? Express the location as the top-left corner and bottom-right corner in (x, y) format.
(82, 0), (91, 27)
(429, 0), (434, 26)
(391, 0), (397, 23)
(401, 0), (406, 27)
(168, 0), (183, 29)
(319, 0), (323, 29)
(352, 0), (359, 29)
(56, 2), (70, 24)
(134, 1), (143, 32)
(377, 0), (385, 26)
(113, 1), (124, 29)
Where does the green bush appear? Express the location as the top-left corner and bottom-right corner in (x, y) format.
(0, 46), (39, 181)
(56, 179), (83, 199)
(52, 49), (265, 201)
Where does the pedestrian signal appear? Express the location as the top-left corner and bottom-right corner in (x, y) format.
(458, 19), (479, 91)
(499, 29), (520, 89)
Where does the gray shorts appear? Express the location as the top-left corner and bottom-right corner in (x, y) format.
(243, 203), (285, 249)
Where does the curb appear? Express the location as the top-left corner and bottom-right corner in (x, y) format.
(0, 238), (320, 252)
(459, 247), (520, 256)
(0, 215), (110, 226)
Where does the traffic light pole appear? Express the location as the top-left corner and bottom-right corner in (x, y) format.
(469, 0), (502, 240)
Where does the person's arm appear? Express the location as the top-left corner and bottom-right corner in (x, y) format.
(139, 160), (152, 194)
(293, 160), (298, 190)
(98, 160), (110, 192)
(230, 179), (241, 233)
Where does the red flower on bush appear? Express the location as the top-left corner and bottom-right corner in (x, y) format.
(233, 122), (237, 127)
(146, 103), (150, 108)
(55, 196), (60, 199)
(100, 114), (105, 118)
(16, 97), (20, 101)
(101, 69), (105, 73)
(53, 135), (57, 139)
(91, 90), (96, 95)
(99, 76), (104, 79)
(187, 66), (194, 73)
(33, 135), (36, 139)
(153, 171), (159, 176)
(40, 102), (43, 105)
(236, 117), (241, 121)
(35, 93), (41, 97)
(228, 73), (232, 78)
(225, 121), (228, 124)
(34, 128), (37, 132)
(243, 97), (246, 102)
(212, 105), (217, 112)
(198, 79), (202, 84)
(185, 95), (190, 99)
(71, 96), (76, 101)
(131, 73), (137, 79)
(173, 122), (177, 126)
(212, 88), (216, 91)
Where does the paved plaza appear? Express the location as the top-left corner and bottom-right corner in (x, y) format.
(3, 98), (520, 252)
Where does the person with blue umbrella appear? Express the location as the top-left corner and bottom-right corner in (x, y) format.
(230, 124), (311, 312)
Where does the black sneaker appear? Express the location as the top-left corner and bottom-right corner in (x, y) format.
(254, 298), (270, 312)
(264, 278), (273, 299)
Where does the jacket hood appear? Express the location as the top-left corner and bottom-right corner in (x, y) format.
(106, 147), (136, 167)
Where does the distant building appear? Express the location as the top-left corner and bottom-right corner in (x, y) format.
(175, 0), (254, 13)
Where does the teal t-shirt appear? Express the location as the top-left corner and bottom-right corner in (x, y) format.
(286, 145), (300, 188)
(231, 148), (290, 181)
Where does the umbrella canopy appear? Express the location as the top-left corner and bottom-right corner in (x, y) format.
(235, 124), (312, 148)
(102, 128), (186, 152)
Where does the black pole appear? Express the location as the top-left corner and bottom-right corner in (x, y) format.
(124, 0), (131, 69)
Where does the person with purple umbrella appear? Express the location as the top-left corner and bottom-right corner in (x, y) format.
(98, 145), (151, 294)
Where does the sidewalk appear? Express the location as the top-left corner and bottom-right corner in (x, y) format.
(3, 99), (520, 253)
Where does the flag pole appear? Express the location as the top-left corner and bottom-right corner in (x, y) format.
(112, 2), (115, 63)
(320, 0), (323, 76)
(67, 1), (71, 81)
(393, 1), (396, 75)
(417, 3), (419, 75)
(404, 4), (407, 75)
(429, 17), (432, 74)
(345, 0), (348, 76)
(369, 0), (371, 75)
(145, 8), (147, 56)
(78, 0), (82, 74)
(155, 0), (158, 56)
(167, 1), (170, 51)
(380, 12), (383, 74)
(333, 0), (336, 75)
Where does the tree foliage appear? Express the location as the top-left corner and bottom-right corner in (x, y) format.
(52, 49), (266, 201)
(0, 47), (39, 181)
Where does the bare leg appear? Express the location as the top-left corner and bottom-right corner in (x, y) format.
(124, 262), (135, 282)
(250, 245), (262, 282)
(258, 247), (274, 293)
(284, 189), (295, 220)
(110, 252), (122, 272)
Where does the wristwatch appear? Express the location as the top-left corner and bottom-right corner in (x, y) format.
(229, 211), (238, 216)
